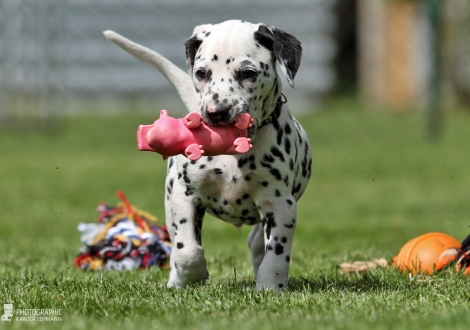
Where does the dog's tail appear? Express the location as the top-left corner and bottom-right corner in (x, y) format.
(103, 30), (198, 112)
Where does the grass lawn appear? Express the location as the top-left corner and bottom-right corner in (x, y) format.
(1, 99), (469, 329)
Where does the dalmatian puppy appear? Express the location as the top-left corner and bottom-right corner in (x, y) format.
(104, 20), (312, 290)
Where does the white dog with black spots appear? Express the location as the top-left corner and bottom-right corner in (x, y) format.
(104, 20), (312, 290)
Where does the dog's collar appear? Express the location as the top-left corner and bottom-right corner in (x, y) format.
(258, 93), (287, 128)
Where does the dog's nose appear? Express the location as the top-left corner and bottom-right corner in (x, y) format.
(207, 103), (232, 125)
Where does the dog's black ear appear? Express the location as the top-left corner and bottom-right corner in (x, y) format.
(185, 24), (212, 77)
(185, 35), (203, 77)
(254, 24), (302, 88)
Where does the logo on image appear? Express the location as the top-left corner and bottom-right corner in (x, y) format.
(1, 304), (14, 322)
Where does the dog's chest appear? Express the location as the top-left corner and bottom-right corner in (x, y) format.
(177, 154), (262, 226)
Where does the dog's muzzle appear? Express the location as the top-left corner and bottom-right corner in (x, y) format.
(205, 103), (234, 126)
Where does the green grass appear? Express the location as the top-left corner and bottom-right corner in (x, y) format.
(1, 99), (470, 329)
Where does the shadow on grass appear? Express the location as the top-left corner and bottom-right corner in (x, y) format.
(227, 269), (414, 293)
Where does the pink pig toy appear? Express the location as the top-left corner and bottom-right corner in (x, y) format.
(137, 110), (253, 160)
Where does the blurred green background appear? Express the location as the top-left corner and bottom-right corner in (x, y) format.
(1, 99), (469, 280)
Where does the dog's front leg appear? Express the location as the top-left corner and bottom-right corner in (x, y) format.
(256, 196), (297, 291)
(166, 181), (208, 288)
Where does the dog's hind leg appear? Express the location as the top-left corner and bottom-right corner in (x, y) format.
(103, 30), (199, 112)
(247, 223), (265, 279)
(255, 197), (297, 291)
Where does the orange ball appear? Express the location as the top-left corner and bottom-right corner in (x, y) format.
(393, 232), (460, 275)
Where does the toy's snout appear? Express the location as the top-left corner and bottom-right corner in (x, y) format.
(136, 124), (154, 151)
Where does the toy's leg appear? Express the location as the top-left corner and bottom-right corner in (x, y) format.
(233, 113), (253, 130)
(247, 223), (265, 278)
(232, 137), (252, 153)
(184, 112), (202, 128)
(166, 179), (208, 288)
(255, 196), (297, 291)
(184, 144), (204, 160)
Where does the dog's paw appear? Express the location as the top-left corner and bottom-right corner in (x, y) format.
(255, 280), (287, 292)
(167, 246), (209, 288)
(167, 269), (208, 288)
(255, 259), (289, 291)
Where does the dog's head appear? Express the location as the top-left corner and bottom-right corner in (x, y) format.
(185, 20), (302, 130)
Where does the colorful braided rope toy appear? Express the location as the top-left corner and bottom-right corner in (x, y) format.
(73, 190), (171, 271)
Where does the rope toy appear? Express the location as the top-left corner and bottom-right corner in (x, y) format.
(73, 190), (171, 271)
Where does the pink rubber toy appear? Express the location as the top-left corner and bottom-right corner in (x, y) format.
(137, 110), (253, 160)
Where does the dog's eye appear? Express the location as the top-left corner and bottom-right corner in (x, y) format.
(195, 69), (206, 79)
(242, 70), (257, 79)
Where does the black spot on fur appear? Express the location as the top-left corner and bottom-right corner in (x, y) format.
(276, 128), (284, 145)
(263, 154), (275, 163)
(214, 168), (223, 175)
(284, 138), (291, 154)
(167, 178), (174, 194)
(270, 168), (282, 180)
(285, 219), (296, 229)
(263, 212), (276, 240)
(270, 146), (285, 162)
(292, 183), (302, 195)
(238, 156), (248, 168)
(260, 181), (269, 187)
(176, 242), (184, 249)
(284, 123), (292, 134)
(179, 218), (188, 224)
(274, 243), (284, 255)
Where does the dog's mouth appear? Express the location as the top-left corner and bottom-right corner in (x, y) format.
(199, 102), (257, 139)
(202, 103), (252, 126)
(202, 114), (233, 126)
